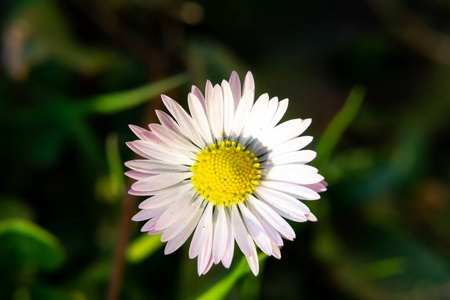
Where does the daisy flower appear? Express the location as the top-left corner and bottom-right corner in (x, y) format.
(126, 71), (326, 276)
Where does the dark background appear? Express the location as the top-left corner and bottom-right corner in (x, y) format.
(1, 0), (449, 299)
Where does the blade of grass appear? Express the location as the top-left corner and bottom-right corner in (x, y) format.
(85, 73), (188, 114)
(315, 86), (366, 169)
(195, 254), (267, 300)
(126, 234), (162, 263)
(106, 133), (125, 202)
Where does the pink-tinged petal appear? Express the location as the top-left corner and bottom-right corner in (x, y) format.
(125, 170), (153, 180)
(229, 71), (241, 110)
(161, 94), (206, 148)
(131, 172), (191, 192)
(131, 139), (193, 165)
(125, 159), (189, 174)
(161, 197), (202, 242)
(303, 181), (328, 193)
(155, 110), (183, 136)
(255, 187), (309, 222)
(132, 205), (168, 222)
(164, 200), (205, 254)
(138, 183), (191, 209)
(191, 85), (205, 107)
(154, 190), (194, 231)
(149, 123), (199, 152)
(242, 71), (255, 95)
(129, 124), (149, 141)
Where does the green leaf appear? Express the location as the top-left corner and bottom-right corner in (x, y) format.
(84, 73), (188, 114)
(0, 219), (65, 271)
(106, 133), (125, 203)
(126, 234), (162, 263)
(195, 254), (267, 300)
(315, 86), (366, 169)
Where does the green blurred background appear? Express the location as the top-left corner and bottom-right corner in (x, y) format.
(1, 0), (450, 299)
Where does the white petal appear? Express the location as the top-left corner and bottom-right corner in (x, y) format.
(197, 220), (213, 275)
(163, 200), (205, 253)
(238, 202), (272, 255)
(161, 95), (206, 148)
(189, 201), (213, 258)
(267, 98), (289, 129)
(247, 195), (295, 240)
(212, 205), (229, 264)
(229, 71), (241, 110)
(264, 164), (324, 185)
(255, 187), (309, 222)
(271, 242), (281, 259)
(125, 159), (189, 174)
(242, 71), (255, 95)
(209, 84), (224, 140)
(307, 212), (318, 222)
(188, 93), (213, 145)
(221, 80), (235, 137)
(260, 136), (313, 162)
(131, 172), (191, 192)
(230, 91), (254, 139)
(154, 190), (193, 231)
(262, 150), (317, 166)
(239, 93), (269, 145)
(252, 118), (307, 155)
(221, 207), (235, 268)
(231, 204), (253, 256)
(260, 180), (320, 200)
(260, 97), (279, 131)
(248, 205), (284, 247)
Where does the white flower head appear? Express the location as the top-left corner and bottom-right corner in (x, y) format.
(126, 71), (326, 276)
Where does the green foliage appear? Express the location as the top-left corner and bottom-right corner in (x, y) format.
(195, 255), (267, 300)
(2, 0), (450, 299)
(127, 234), (162, 263)
(0, 219), (65, 271)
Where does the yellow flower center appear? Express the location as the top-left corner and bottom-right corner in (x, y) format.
(190, 140), (261, 206)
